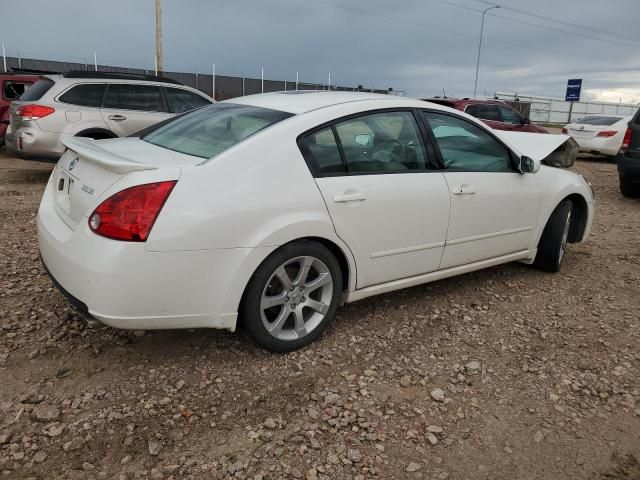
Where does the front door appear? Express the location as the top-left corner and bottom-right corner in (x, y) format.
(421, 110), (540, 269)
(100, 83), (172, 136)
(299, 110), (450, 288)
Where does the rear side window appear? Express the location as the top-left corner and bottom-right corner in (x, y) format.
(299, 127), (344, 174)
(58, 84), (106, 107)
(104, 84), (165, 112)
(3, 81), (33, 100)
(498, 106), (522, 124)
(142, 103), (292, 159)
(165, 87), (211, 113)
(19, 78), (54, 101)
(466, 104), (501, 122)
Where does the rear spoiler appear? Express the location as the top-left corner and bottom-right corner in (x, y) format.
(61, 137), (158, 174)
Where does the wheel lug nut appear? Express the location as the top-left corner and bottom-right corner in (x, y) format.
(291, 303), (296, 309)
(301, 297), (306, 302)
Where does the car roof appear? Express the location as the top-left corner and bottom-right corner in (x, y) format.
(226, 91), (422, 114)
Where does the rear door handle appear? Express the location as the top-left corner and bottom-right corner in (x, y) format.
(452, 185), (476, 195)
(108, 114), (127, 122)
(333, 192), (367, 203)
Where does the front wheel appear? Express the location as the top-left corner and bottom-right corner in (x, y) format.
(533, 200), (573, 273)
(240, 240), (343, 352)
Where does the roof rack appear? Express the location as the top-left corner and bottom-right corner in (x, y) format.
(8, 67), (58, 75)
(63, 70), (183, 85)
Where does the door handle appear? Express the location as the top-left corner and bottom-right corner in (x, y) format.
(108, 114), (127, 122)
(452, 185), (476, 195)
(333, 192), (367, 203)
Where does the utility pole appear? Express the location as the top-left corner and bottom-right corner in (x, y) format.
(473, 5), (499, 98)
(155, 0), (163, 74)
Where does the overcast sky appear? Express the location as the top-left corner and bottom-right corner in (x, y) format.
(2, 0), (640, 102)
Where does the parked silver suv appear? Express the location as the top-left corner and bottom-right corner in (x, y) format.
(6, 71), (213, 160)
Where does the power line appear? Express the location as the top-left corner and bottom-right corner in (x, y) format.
(474, 0), (640, 44)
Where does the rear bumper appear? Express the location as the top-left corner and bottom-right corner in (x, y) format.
(617, 153), (640, 180)
(37, 180), (257, 332)
(575, 137), (619, 156)
(6, 124), (66, 160)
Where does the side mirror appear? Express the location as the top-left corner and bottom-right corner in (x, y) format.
(519, 156), (540, 174)
(522, 117), (530, 125)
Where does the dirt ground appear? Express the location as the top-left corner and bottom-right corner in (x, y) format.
(0, 150), (639, 480)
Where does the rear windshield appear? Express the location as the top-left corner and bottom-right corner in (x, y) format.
(19, 78), (54, 101)
(142, 103), (293, 159)
(574, 116), (622, 126)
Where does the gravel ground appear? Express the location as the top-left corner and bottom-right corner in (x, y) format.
(0, 150), (639, 480)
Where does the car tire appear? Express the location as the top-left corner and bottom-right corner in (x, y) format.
(620, 176), (640, 198)
(240, 240), (343, 353)
(533, 200), (573, 273)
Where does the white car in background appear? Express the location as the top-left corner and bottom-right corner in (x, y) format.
(38, 92), (594, 352)
(562, 115), (634, 157)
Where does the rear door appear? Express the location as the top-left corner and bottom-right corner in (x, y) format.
(299, 109), (450, 289)
(100, 83), (171, 136)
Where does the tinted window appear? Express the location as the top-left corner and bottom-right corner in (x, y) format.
(143, 103), (292, 159)
(333, 111), (431, 173)
(3, 81), (33, 100)
(165, 88), (211, 113)
(19, 78), (54, 101)
(104, 84), (165, 112)
(466, 104), (501, 121)
(422, 111), (512, 172)
(499, 106), (522, 124)
(574, 116), (623, 126)
(58, 84), (106, 107)
(300, 127), (344, 174)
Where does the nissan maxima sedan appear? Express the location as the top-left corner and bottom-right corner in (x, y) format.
(38, 92), (594, 352)
(562, 115), (634, 157)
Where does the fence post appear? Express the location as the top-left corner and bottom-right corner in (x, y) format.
(94, 52), (97, 71)
(296, 71), (299, 90)
(242, 77), (245, 96)
(212, 63), (215, 100)
(261, 67), (264, 93)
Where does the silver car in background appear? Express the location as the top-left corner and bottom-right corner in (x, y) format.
(6, 71), (213, 160)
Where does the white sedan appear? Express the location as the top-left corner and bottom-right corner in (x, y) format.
(562, 115), (633, 156)
(38, 92), (594, 352)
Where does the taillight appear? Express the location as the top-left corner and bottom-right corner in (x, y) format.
(15, 105), (55, 120)
(620, 128), (632, 153)
(88, 181), (177, 241)
(596, 130), (617, 137)
(561, 128), (568, 134)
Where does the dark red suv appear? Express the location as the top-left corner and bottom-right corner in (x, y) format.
(423, 98), (548, 134)
(0, 73), (39, 143)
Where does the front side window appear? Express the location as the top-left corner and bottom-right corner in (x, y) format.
(143, 103), (292, 159)
(104, 84), (165, 112)
(3, 81), (33, 100)
(165, 87), (211, 113)
(334, 111), (430, 173)
(58, 84), (106, 107)
(498, 106), (523, 124)
(422, 111), (513, 172)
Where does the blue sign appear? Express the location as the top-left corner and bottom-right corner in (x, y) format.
(565, 79), (582, 102)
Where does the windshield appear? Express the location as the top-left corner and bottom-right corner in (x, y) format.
(143, 103), (293, 159)
(574, 116), (623, 126)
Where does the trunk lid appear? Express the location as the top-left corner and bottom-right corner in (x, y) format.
(53, 137), (199, 228)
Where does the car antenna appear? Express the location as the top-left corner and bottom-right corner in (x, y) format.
(442, 88), (447, 99)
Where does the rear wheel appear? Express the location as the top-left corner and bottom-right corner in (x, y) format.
(533, 200), (573, 273)
(620, 176), (640, 198)
(240, 240), (343, 352)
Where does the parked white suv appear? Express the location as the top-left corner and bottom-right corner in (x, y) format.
(6, 71), (213, 160)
